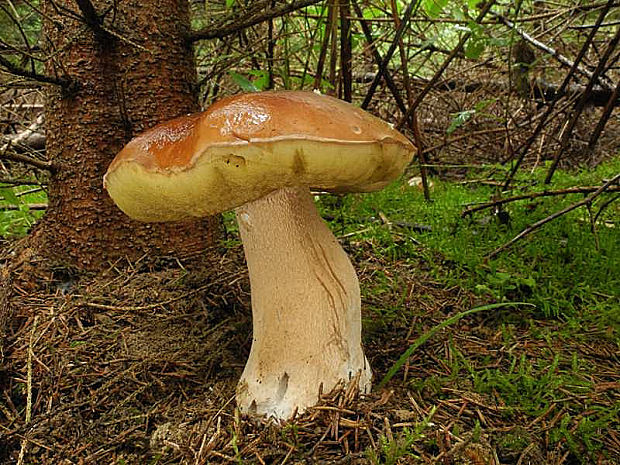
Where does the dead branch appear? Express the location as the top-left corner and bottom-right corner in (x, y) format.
(0, 55), (70, 87)
(1, 104), (44, 110)
(0, 151), (53, 171)
(594, 194), (620, 224)
(396, 0), (498, 129)
(462, 185), (620, 217)
(313, 0), (336, 89)
(13, 186), (44, 197)
(545, 25), (620, 183)
(387, 0), (431, 201)
(0, 203), (47, 211)
(1, 114), (52, 171)
(350, 1), (406, 113)
(352, 0), (432, 202)
(0, 177), (44, 186)
(3, 132), (45, 151)
(529, 79), (618, 107)
(501, 0), (617, 190)
(588, 79), (620, 150)
(423, 77), (619, 107)
(1, 114), (45, 152)
(493, 13), (615, 89)
(190, 0), (322, 42)
(569, 19), (620, 29)
(0, 2), (37, 75)
(486, 174), (620, 259)
(73, 0), (105, 36)
(360, 0), (422, 109)
(339, 0), (352, 102)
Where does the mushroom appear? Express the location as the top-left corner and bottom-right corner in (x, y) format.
(104, 91), (415, 419)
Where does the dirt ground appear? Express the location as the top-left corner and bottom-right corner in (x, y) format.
(1, 236), (618, 464)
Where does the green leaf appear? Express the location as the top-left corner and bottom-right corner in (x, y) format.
(467, 20), (483, 36)
(495, 272), (513, 281)
(446, 99), (496, 135)
(362, 6), (384, 19)
(229, 71), (259, 92)
(475, 284), (492, 294)
(521, 277), (536, 289)
(465, 38), (485, 59)
(474, 98), (497, 112)
(247, 70), (270, 91)
(0, 187), (19, 205)
(424, 0), (448, 18)
(447, 109), (475, 134)
(225, 0), (235, 9)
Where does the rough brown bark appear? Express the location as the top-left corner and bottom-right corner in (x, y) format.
(30, 0), (219, 270)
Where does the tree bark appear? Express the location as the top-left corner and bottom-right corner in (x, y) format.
(31, 0), (219, 270)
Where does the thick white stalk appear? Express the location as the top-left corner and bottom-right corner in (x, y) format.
(235, 185), (372, 419)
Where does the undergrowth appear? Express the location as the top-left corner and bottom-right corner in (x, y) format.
(1, 161), (618, 464)
(316, 159), (619, 463)
(0, 184), (45, 237)
(318, 158), (619, 323)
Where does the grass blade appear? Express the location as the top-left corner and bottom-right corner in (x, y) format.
(377, 302), (535, 390)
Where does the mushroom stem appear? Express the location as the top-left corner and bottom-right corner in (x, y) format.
(235, 185), (372, 419)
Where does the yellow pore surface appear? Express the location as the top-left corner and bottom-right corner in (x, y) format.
(104, 138), (413, 222)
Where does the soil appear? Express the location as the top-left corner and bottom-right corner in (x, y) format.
(1, 238), (618, 464)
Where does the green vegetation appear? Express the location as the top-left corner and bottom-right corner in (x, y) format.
(3, 161), (617, 464)
(318, 158), (620, 322)
(0, 184), (45, 237)
(315, 158), (618, 463)
(208, 159), (618, 463)
(2, 0), (618, 463)
(367, 407), (436, 465)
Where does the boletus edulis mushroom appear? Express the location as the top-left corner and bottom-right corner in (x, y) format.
(104, 91), (416, 419)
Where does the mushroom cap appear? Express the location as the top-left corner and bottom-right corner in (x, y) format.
(104, 91), (416, 222)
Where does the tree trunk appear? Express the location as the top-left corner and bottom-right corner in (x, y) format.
(30, 0), (219, 270)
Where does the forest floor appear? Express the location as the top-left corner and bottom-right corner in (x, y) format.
(1, 160), (619, 465)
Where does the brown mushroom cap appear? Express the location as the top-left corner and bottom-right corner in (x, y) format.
(104, 91), (415, 222)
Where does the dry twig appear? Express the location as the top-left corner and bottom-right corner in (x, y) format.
(461, 184), (620, 217)
(487, 173), (620, 259)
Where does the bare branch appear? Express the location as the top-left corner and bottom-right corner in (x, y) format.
(493, 13), (615, 89)
(1, 115), (53, 171)
(1, 115), (45, 151)
(410, 76), (620, 107)
(190, 0), (322, 42)
(313, 1), (335, 89)
(73, 0), (102, 29)
(462, 185), (620, 217)
(350, 0), (406, 113)
(486, 174), (620, 259)
(0, 3), (36, 74)
(1, 203), (47, 211)
(73, 0), (112, 41)
(501, 0), (618, 190)
(0, 178), (44, 186)
(361, 0), (423, 110)
(0, 152), (53, 171)
(544, 25), (620, 183)
(0, 55), (71, 87)
(3, 131), (45, 151)
(569, 19), (620, 29)
(396, 0), (498, 129)
(588, 79), (620, 150)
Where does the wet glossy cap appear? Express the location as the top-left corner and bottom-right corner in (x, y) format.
(103, 91), (415, 222)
